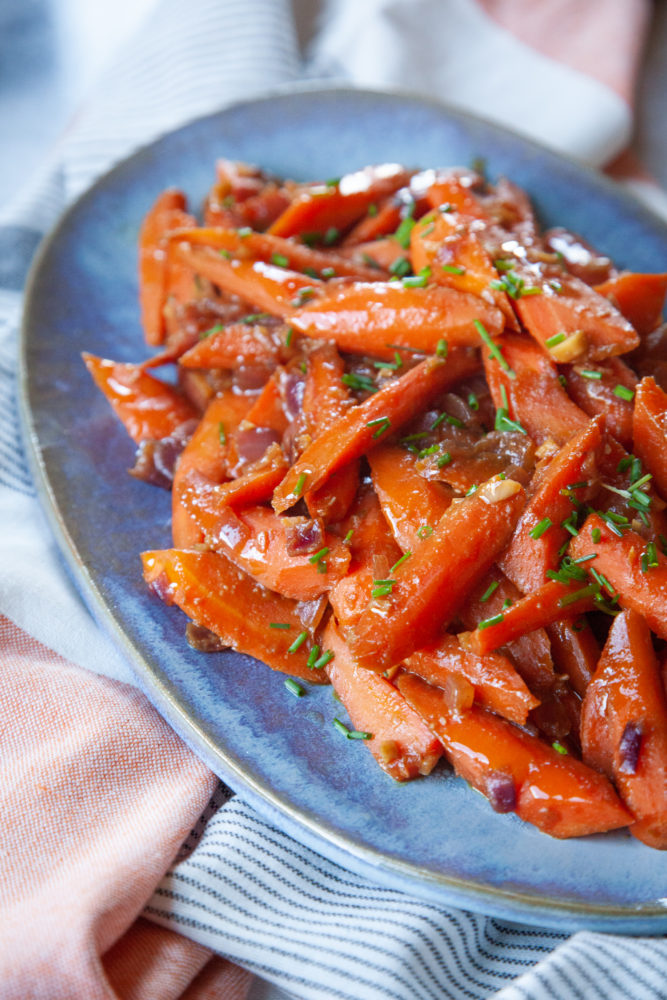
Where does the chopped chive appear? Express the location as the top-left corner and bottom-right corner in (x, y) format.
(478, 613), (504, 630)
(242, 312), (272, 325)
(269, 622), (292, 630)
(529, 517), (552, 540)
(480, 580), (500, 603)
(558, 374), (567, 387)
(321, 266), (336, 279)
(394, 216), (416, 248)
(323, 227), (339, 246)
(474, 320), (516, 379)
(441, 264), (466, 275)
(200, 322), (225, 340)
(284, 678), (304, 697)
(495, 408), (527, 435)
(641, 541), (658, 573)
(590, 568), (615, 596)
(402, 273), (429, 288)
(444, 413), (465, 428)
(271, 252), (289, 268)
(437, 451), (452, 468)
(347, 729), (372, 740)
(389, 256), (412, 277)
(390, 551), (411, 573)
(435, 338), (448, 359)
(420, 222), (435, 236)
(307, 645), (321, 668)
(617, 456), (633, 473)
(341, 372), (378, 393)
(219, 248), (232, 259)
(361, 252), (382, 269)
(367, 203), (378, 217)
(502, 598), (513, 609)
(294, 472), (308, 497)
(558, 584), (598, 607)
(333, 718), (350, 736)
(325, 177), (340, 187)
(308, 547), (330, 565)
(430, 412), (447, 430)
(417, 525), (433, 539)
(217, 422), (227, 445)
(303, 266), (319, 279)
(366, 416), (391, 438)
(613, 384), (635, 402)
(287, 631), (308, 653)
(313, 650), (334, 669)
(545, 332), (566, 348)
(465, 484), (478, 496)
(552, 741), (568, 755)
(566, 481), (588, 491)
(371, 583), (394, 598)
(468, 392), (479, 410)
(592, 527), (601, 543)
(402, 432), (430, 443)
(284, 327), (294, 347)
(290, 286), (316, 307)
(580, 369), (602, 380)
(573, 553), (597, 564)
(237, 226), (252, 237)
(343, 529), (354, 544)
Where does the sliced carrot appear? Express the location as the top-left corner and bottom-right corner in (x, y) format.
(633, 376), (667, 500)
(546, 619), (599, 698)
(141, 548), (328, 683)
(82, 353), (197, 444)
(404, 634), (539, 725)
(595, 272), (667, 337)
(581, 609), (667, 849)
(139, 189), (197, 345)
(267, 164), (412, 238)
(273, 353), (478, 513)
(243, 368), (289, 436)
(499, 417), (603, 592)
(179, 322), (280, 371)
(483, 333), (589, 446)
(569, 513), (667, 640)
(368, 445), (451, 551)
(213, 443), (289, 509)
(342, 197), (403, 245)
(324, 620), (442, 782)
(344, 475), (525, 672)
(562, 358), (637, 450)
(288, 281), (504, 361)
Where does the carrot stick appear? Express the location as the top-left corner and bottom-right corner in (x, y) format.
(404, 634), (539, 725)
(581, 608), (667, 848)
(569, 513), (667, 640)
(594, 271), (667, 337)
(561, 358), (637, 450)
(368, 445), (451, 552)
(345, 475), (526, 672)
(324, 620), (442, 781)
(273, 352), (478, 513)
(499, 417), (603, 592)
(82, 353), (197, 444)
(633, 376), (667, 500)
(141, 548), (328, 683)
(546, 619), (599, 698)
(179, 322), (280, 371)
(397, 672), (631, 838)
(288, 282), (505, 361)
(139, 189), (196, 345)
(212, 443), (289, 509)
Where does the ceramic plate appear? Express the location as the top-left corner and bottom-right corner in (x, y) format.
(21, 87), (667, 933)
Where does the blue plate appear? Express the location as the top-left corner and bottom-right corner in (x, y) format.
(20, 86), (667, 933)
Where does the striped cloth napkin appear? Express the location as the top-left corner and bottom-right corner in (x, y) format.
(1, 1), (665, 998)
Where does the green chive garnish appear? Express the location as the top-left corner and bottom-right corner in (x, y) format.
(558, 584), (598, 607)
(390, 552), (411, 574)
(545, 332), (566, 348)
(200, 322), (225, 340)
(285, 679), (304, 697)
(529, 518), (552, 540)
(613, 384), (635, 402)
(294, 473), (307, 497)
(552, 741), (568, 755)
(270, 623), (292, 630)
(417, 525), (433, 539)
(441, 264), (466, 275)
(287, 631), (308, 653)
(478, 613), (504, 630)
(474, 320), (516, 379)
(580, 370), (602, 380)
(313, 650), (334, 669)
(437, 451), (452, 468)
(307, 645), (320, 669)
(389, 256), (412, 277)
(480, 581), (499, 603)
(218, 423), (227, 445)
(271, 252), (289, 268)
(308, 547), (330, 565)
(436, 338), (448, 358)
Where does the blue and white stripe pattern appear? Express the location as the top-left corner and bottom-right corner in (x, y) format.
(2, 1), (667, 997)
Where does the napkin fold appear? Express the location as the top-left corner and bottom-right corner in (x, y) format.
(1, 2), (666, 999)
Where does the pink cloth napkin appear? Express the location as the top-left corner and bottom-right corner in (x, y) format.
(1, 1), (664, 998)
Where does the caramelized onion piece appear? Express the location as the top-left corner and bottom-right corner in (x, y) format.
(485, 771), (517, 813)
(618, 720), (643, 775)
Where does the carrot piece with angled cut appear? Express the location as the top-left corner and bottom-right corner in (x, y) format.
(581, 609), (667, 849)
(273, 352), (478, 513)
(499, 417), (603, 592)
(467, 579), (597, 657)
(141, 548), (328, 683)
(546, 619), (599, 698)
(369, 445), (451, 552)
(594, 272), (667, 337)
(212, 443), (289, 509)
(179, 322), (280, 371)
(139, 189), (197, 345)
(324, 620), (442, 781)
(569, 513), (667, 640)
(483, 333), (590, 446)
(83, 353), (197, 444)
(342, 197), (403, 245)
(404, 634), (539, 725)
(561, 358), (637, 450)
(344, 475), (525, 672)
(288, 281), (504, 361)
(633, 376), (667, 500)
(397, 672), (631, 839)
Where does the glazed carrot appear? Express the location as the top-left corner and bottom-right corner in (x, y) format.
(213, 443), (289, 509)
(561, 359), (637, 450)
(404, 634), (539, 725)
(594, 271), (667, 336)
(569, 513), (667, 640)
(633, 377), (667, 500)
(267, 164), (412, 238)
(324, 620), (443, 781)
(299, 342), (359, 523)
(546, 619), (599, 698)
(409, 210), (515, 327)
(168, 225), (383, 281)
(179, 322), (280, 370)
(345, 476), (525, 672)
(581, 609), (667, 848)
(483, 333), (589, 446)
(341, 197), (402, 245)
(288, 281), (504, 361)
(397, 672), (631, 838)
(467, 579), (597, 657)
(141, 548), (328, 683)
(212, 505), (350, 600)
(368, 445), (451, 551)
(203, 158), (292, 230)
(173, 244), (323, 316)
(273, 353), (478, 513)
(499, 417), (603, 592)
(423, 169), (487, 217)
(514, 270), (639, 362)
(243, 368), (289, 435)
(139, 189), (196, 345)
(171, 389), (253, 547)
(82, 353), (197, 444)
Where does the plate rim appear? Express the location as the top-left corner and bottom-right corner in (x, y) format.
(18, 83), (667, 934)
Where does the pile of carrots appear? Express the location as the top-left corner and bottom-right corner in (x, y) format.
(84, 159), (667, 847)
